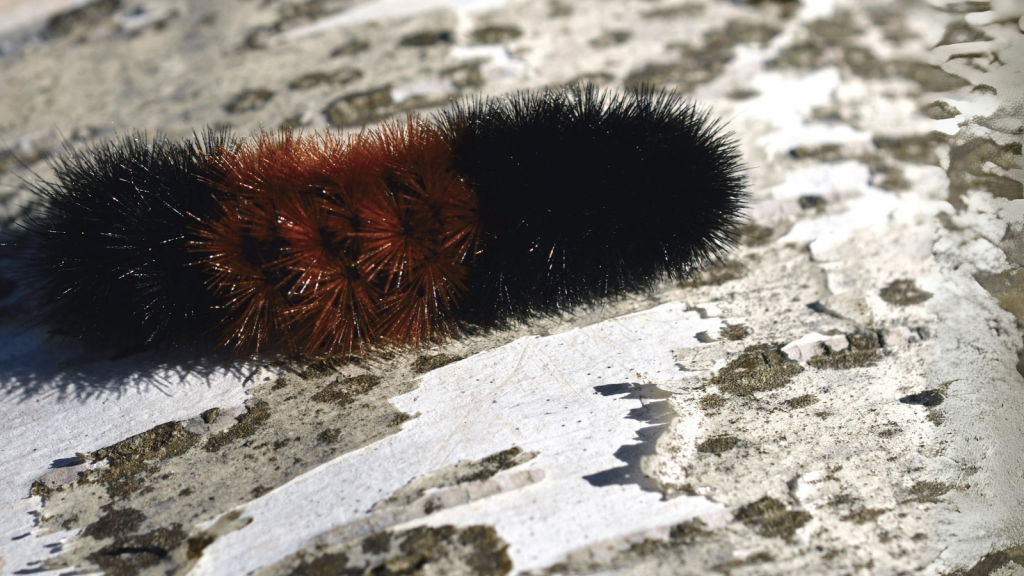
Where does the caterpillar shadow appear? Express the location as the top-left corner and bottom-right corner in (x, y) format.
(583, 382), (676, 494)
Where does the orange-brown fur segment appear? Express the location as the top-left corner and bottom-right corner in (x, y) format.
(191, 119), (479, 357)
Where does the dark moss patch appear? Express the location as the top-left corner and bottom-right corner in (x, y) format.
(378, 447), (536, 509)
(412, 354), (463, 374)
(682, 259), (746, 287)
(865, 156), (910, 191)
(388, 412), (413, 427)
(186, 533), (216, 560)
(324, 86), (393, 127)
(948, 138), (1023, 208)
(331, 38), (369, 57)
(971, 84), (998, 95)
(841, 508), (886, 524)
(738, 223), (775, 246)
(224, 88), (274, 113)
(626, 20), (777, 92)
(204, 400), (271, 452)
(711, 344), (804, 396)
(616, 520), (708, 563)
(900, 389), (945, 407)
(873, 133), (947, 165)
(590, 30), (631, 48)
(936, 21), (992, 47)
(699, 394), (726, 411)
(799, 195), (828, 212)
(974, 269), (1024, 326)
(642, 3), (706, 18)
(472, 25), (522, 44)
(713, 551), (774, 572)
(873, 422), (902, 438)
(311, 375), (380, 406)
(955, 545), (1024, 576)
(790, 144), (845, 161)
(87, 525), (186, 576)
(895, 61), (970, 92)
(727, 88), (760, 100)
(768, 39), (831, 70)
(807, 11), (860, 41)
(808, 331), (881, 370)
(720, 324), (750, 341)
(89, 421), (197, 467)
(82, 506), (146, 539)
(868, 7), (916, 43)
(549, 0), (573, 17)
(285, 525), (512, 576)
(288, 68), (362, 90)
(697, 435), (738, 454)
(442, 63), (485, 89)
(706, 20), (780, 45)
(838, 47), (972, 91)
(459, 448), (532, 483)
(735, 496), (811, 540)
(317, 428), (342, 444)
(298, 358), (346, 379)
(880, 279), (933, 306)
(786, 394), (819, 409)
(923, 100), (961, 119)
(43, 0), (121, 39)
(81, 422), (199, 498)
(906, 481), (950, 503)
(399, 30), (452, 47)
(200, 408), (220, 424)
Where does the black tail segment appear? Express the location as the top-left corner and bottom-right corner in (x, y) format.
(23, 128), (234, 354)
(436, 84), (748, 328)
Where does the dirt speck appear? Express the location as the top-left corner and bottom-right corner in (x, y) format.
(399, 30), (452, 47)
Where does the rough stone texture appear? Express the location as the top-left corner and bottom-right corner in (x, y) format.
(1, 0), (1023, 575)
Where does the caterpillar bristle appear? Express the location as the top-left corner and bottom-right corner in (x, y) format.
(22, 84), (746, 360)
(24, 128), (232, 353)
(437, 84), (746, 328)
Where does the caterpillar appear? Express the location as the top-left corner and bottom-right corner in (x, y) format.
(21, 84), (747, 358)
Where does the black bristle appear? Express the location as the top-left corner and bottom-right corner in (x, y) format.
(436, 84), (748, 327)
(23, 129), (233, 353)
